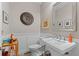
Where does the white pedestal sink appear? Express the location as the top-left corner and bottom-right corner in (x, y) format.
(41, 37), (76, 55)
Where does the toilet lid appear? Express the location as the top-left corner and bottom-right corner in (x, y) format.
(29, 44), (42, 50)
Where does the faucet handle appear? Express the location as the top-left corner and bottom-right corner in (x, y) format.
(58, 34), (61, 40)
(61, 36), (65, 41)
(54, 34), (58, 39)
(64, 37), (65, 40)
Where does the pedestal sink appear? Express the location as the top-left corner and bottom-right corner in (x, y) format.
(41, 37), (76, 55)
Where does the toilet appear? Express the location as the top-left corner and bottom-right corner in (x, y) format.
(29, 44), (44, 56)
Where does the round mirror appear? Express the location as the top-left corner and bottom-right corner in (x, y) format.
(20, 12), (34, 25)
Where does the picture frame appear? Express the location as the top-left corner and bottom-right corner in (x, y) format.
(64, 19), (72, 27)
(42, 18), (49, 28)
(2, 10), (8, 24)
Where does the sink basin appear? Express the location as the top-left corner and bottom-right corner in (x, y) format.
(41, 37), (76, 54)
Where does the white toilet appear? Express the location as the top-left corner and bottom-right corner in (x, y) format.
(29, 44), (44, 56)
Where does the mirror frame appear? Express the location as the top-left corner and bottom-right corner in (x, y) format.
(20, 12), (34, 25)
(52, 2), (77, 31)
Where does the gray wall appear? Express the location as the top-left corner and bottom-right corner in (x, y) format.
(2, 2), (10, 35)
(0, 3), (2, 34)
(9, 2), (40, 34)
(40, 2), (54, 34)
(40, 2), (79, 39)
(40, 2), (57, 37)
(8, 2), (40, 55)
(1, 2), (41, 55)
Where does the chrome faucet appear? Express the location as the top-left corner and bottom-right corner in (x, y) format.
(55, 34), (61, 40)
(55, 34), (65, 41)
(58, 34), (61, 40)
(55, 34), (58, 39)
(60, 36), (65, 41)
(62, 36), (65, 41)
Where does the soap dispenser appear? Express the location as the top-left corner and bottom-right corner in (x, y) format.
(68, 33), (72, 43)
